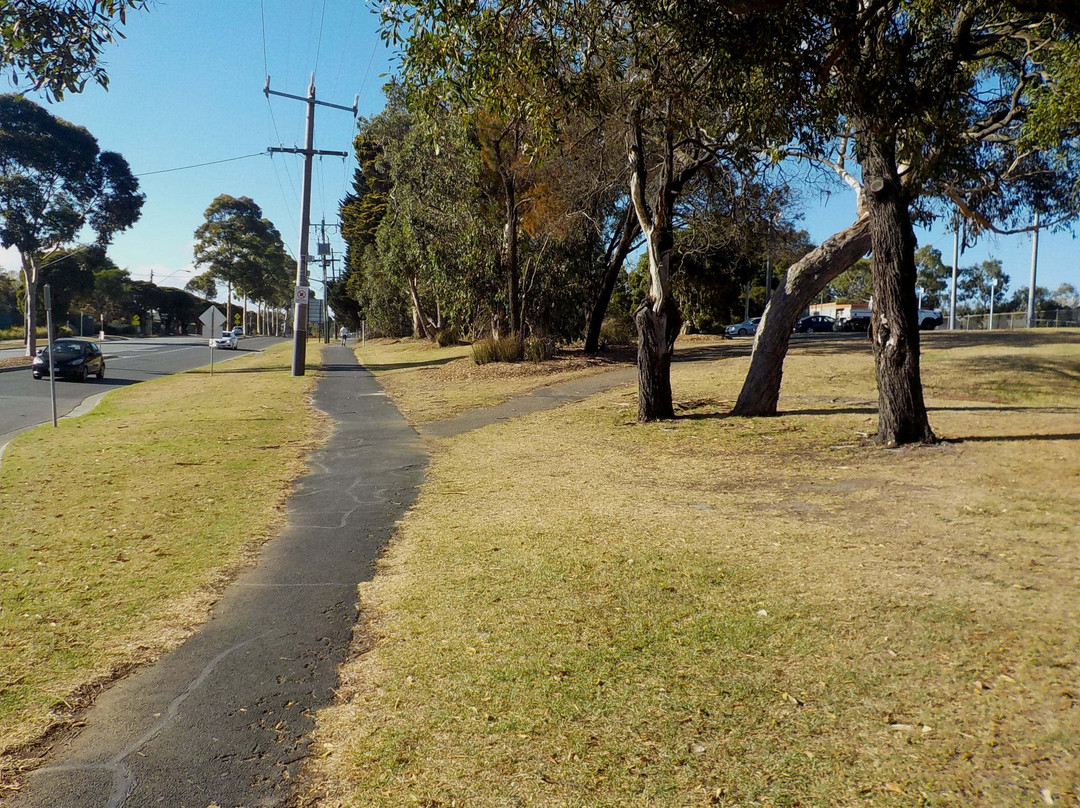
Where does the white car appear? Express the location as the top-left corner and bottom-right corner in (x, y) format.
(210, 331), (238, 350)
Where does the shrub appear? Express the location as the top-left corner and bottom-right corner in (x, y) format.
(524, 336), (555, 363)
(472, 336), (523, 365)
(599, 317), (636, 347)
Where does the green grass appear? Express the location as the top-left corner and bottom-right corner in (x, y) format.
(0, 342), (328, 765)
(308, 331), (1080, 807)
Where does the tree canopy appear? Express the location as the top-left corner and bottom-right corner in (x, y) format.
(1, 0), (150, 100)
(0, 93), (143, 353)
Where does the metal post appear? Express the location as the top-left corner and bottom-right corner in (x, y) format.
(989, 278), (997, 330)
(44, 284), (57, 428)
(1027, 210), (1040, 328)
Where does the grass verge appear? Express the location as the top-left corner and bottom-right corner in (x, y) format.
(307, 331), (1080, 807)
(355, 339), (636, 425)
(0, 341), (328, 777)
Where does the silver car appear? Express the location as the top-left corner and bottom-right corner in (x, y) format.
(725, 317), (761, 337)
(209, 331), (238, 350)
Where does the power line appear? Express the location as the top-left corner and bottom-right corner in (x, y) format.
(135, 152), (266, 178)
(313, 0), (328, 75)
(259, 0), (269, 78)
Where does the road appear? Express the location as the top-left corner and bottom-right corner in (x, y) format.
(0, 335), (283, 448)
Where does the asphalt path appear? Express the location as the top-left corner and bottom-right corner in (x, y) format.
(0, 335), (283, 449)
(12, 344), (426, 808)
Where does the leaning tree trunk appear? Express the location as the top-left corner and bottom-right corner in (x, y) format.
(732, 216), (872, 416)
(861, 133), (936, 446)
(635, 295), (682, 421)
(407, 273), (438, 340)
(584, 205), (640, 354)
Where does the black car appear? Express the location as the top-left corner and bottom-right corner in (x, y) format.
(32, 339), (106, 381)
(794, 315), (836, 333)
(833, 315), (871, 333)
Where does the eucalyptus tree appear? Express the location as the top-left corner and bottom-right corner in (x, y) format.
(0, 94), (143, 354)
(384, 1), (799, 420)
(193, 195), (285, 328)
(655, 2), (1080, 443)
(184, 270), (218, 303)
(1, 0), (150, 100)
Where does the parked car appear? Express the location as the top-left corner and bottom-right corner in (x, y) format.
(31, 339), (105, 381)
(210, 331), (238, 349)
(794, 315), (835, 333)
(232, 325), (244, 337)
(725, 317), (761, 336)
(918, 309), (944, 330)
(833, 315), (871, 332)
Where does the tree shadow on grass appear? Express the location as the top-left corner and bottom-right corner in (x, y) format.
(944, 432), (1080, 443)
(357, 356), (461, 372)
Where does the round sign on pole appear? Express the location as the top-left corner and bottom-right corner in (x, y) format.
(295, 286), (310, 303)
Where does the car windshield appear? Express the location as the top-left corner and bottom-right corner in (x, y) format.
(48, 341), (83, 354)
(221, 332), (232, 338)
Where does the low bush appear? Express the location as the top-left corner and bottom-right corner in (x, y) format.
(472, 336), (523, 365)
(523, 336), (555, 363)
(599, 317), (635, 347)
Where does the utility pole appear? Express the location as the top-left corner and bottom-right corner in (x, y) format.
(266, 74), (356, 376)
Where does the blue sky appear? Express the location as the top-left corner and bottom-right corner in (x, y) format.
(2, 0), (1076, 306)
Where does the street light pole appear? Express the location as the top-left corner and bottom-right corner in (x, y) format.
(989, 278), (998, 330)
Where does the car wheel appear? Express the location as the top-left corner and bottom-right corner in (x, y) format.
(737, 328), (747, 336)
(79, 365), (88, 382)
(97, 363), (105, 379)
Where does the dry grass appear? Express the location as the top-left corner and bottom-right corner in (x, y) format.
(307, 330), (1080, 807)
(355, 339), (635, 424)
(0, 342), (328, 773)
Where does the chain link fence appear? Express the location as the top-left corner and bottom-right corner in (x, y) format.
(956, 308), (1079, 330)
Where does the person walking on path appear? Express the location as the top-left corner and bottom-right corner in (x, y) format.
(339, 325), (349, 347)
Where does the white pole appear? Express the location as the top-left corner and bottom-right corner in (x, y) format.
(1027, 210), (1040, 328)
(989, 278), (997, 330)
(949, 215), (961, 330)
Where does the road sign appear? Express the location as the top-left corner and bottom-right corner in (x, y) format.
(294, 286), (310, 303)
(132, 315), (141, 327)
(306, 298), (323, 323)
(199, 305), (226, 336)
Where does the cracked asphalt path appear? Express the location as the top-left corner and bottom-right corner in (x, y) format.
(12, 345), (426, 808)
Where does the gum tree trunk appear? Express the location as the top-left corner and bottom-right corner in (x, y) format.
(860, 131), (936, 446)
(732, 216), (871, 416)
(584, 205), (640, 354)
(21, 255), (39, 356)
(635, 294), (681, 420)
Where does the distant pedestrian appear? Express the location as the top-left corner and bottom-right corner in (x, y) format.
(339, 325), (348, 346)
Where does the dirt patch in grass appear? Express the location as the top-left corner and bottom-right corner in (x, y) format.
(305, 332), (1080, 807)
(0, 356), (31, 370)
(0, 342), (328, 784)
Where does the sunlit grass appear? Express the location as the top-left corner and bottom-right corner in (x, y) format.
(355, 338), (635, 424)
(309, 331), (1080, 807)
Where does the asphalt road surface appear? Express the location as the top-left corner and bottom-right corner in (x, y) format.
(0, 335), (283, 449)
